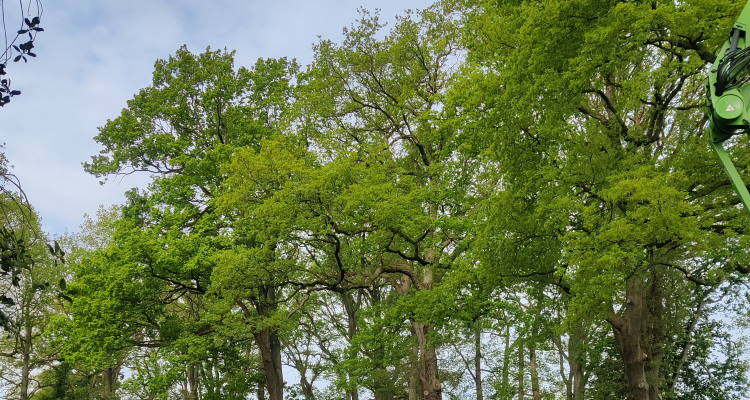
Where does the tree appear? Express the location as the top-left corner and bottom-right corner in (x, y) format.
(223, 7), (475, 399)
(452, 0), (750, 398)
(36, 2), (750, 399)
(0, 195), (64, 400)
(83, 46), (299, 399)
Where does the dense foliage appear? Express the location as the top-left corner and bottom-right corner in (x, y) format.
(2, 0), (750, 399)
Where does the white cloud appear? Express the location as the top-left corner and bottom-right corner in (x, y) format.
(1, 0), (433, 235)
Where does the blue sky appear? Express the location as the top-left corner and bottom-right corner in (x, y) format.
(1, 0), (433, 236)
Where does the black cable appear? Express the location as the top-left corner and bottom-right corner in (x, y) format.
(716, 45), (750, 95)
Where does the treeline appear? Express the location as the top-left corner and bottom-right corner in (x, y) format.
(1, 0), (750, 399)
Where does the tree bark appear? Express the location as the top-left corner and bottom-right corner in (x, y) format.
(254, 328), (284, 400)
(408, 335), (420, 400)
(19, 305), (31, 400)
(530, 344), (541, 400)
(340, 291), (361, 400)
(610, 277), (656, 400)
(665, 290), (710, 394)
(501, 325), (512, 398)
(394, 269), (441, 400)
(186, 363), (200, 400)
(554, 337), (572, 400)
(644, 270), (664, 400)
(300, 372), (316, 400)
(257, 380), (266, 400)
(413, 321), (442, 400)
(474, 324), (483, 400)
(517, 341), (525, 400)
(103, 366), (120, 399)
(569, 325), (586, 400)
(410, 266), (442, 400)
(242, 285), (284, 400)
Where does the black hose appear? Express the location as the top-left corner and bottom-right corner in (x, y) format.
(716, 34), (750, 96)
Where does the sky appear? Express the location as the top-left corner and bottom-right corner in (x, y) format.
(0, 0), (434, 236)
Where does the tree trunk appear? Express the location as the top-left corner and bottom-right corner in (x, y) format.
(340, 291), (361, 400)
(517, 341), (525, 400)
(300, 372), (316, 400)
(665, 290), (709, 395)
(19, 351), (30, 400)
(530, 344), (541, 400)
(393, 264), (442, 400)
(644, 269), (664, 400)
(610, 277), (657, 400)
(242, 286), (285, 400)
(408, 336), (420, 400)
(413, 266), (442, 400)
(186, 363), (200, 400)
(103, 366), (120, 399)
(474, 324), (483, 400)
(569, 325), (586, 400)
(255, 328), (284, 400)
(257, 380), (266, 400)
(572, 357), (585, 400)
(501, 325), (512, 398)
(413, 321), (442, 400)
(19, 307), (31, 400)
(554, 337), (572, 400)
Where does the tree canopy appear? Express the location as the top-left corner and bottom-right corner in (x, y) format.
(2, 1), (750, 399)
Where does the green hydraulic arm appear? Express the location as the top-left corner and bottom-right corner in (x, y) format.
(707, 1), (750, 212)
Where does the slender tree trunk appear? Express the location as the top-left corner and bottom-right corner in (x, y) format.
(517, 341), (525, 400)
(569, 325), (586, 400)
(300, 372), (316, 400)
(186, 363), (200, 400)
(474, 324), (483, 400)
(19, 307), (31, 400)
(501, 325), (512, 398)
(257, 380), (266, 400)
(572, 358), (585, 400)
(340, 291), (360, 400)
(530, 344), (541, 400)
(665, 291), (709, 395)
(19, 351), (30, 400)
(554, 337), (572, 400)
(103, 366), (120, 399)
